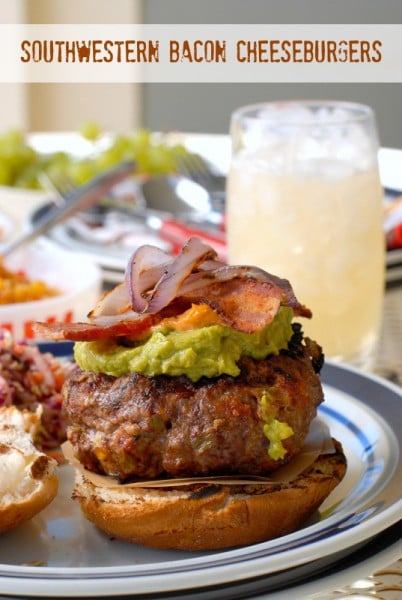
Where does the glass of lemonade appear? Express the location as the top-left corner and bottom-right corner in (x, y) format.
(226, 101), (385, 370)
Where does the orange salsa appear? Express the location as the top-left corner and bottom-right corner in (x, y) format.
(0, 259), (59, 304)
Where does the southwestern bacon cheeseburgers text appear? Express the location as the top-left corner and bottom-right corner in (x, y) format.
(35, 238), (346, 551)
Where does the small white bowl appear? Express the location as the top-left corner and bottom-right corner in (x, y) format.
(1, 240), (102, 341)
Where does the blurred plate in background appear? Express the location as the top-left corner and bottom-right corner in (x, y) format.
(2, 133), (401, 284)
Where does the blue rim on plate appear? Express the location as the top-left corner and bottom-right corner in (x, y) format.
(0, 356), (400, 598)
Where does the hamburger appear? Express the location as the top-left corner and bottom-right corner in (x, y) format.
(35, 237), (346, 551)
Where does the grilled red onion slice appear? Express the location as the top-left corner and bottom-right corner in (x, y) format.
(198, 259), (226, 271)
(145, 237), (218, 314)
(53, 238), (311, 343)
(88, 310), (148, 327)
(88, 283), (131, 320)
(123, 239), (310, 319)
(126, 245), (172, 312)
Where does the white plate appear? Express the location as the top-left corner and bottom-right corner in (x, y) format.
(0, 359), (401, 598)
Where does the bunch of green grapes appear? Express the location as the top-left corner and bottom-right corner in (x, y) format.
(0, 124), (191, 189)
(0, 129), (42, 188)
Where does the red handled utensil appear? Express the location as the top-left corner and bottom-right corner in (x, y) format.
(157, 218), (227, 261)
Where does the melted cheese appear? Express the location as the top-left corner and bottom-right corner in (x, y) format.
(157, 304), (224, 331)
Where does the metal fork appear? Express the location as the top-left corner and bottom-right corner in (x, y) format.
(39, 171), (79, 207)
(1, 161), (135, 256)
(174, 153), (226, 212)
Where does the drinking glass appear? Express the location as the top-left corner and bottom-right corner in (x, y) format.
(226, 101), (385, 370)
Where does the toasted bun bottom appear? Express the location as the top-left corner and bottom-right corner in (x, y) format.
(0, 407), (58, 534)
(73, 439), (346, 551)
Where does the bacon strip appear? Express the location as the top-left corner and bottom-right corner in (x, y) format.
(34, 239), (312, 343)
(33, 315), (154, 342)
(179, 279), (281, 333)
(177, 265), (311, 319)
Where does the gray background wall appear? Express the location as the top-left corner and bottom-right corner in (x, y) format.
(142, 0), (402, 149)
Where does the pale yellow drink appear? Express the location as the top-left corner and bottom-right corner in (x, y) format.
(226, 162), (385, 367)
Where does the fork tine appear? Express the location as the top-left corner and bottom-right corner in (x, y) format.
(39, 171), (77, 205)
(174, 153), (226, 212)
(2, 161), (135, 257)
(175, 153), (215, 189)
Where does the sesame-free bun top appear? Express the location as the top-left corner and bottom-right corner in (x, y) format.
(0, 407), (58, 533)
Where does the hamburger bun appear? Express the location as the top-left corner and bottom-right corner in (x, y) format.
(72, 438), (346, 551)
(0, 406), (58, 534)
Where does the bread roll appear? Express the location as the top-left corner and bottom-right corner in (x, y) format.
(72, 439), (346, 550)
(0, 407), (58, 533)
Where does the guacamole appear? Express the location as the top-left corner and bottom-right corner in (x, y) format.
(74, 306), (294, 382)
(260, 390), (294, 460)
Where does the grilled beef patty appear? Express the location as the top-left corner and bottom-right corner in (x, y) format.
(63, 325), (324, 481)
